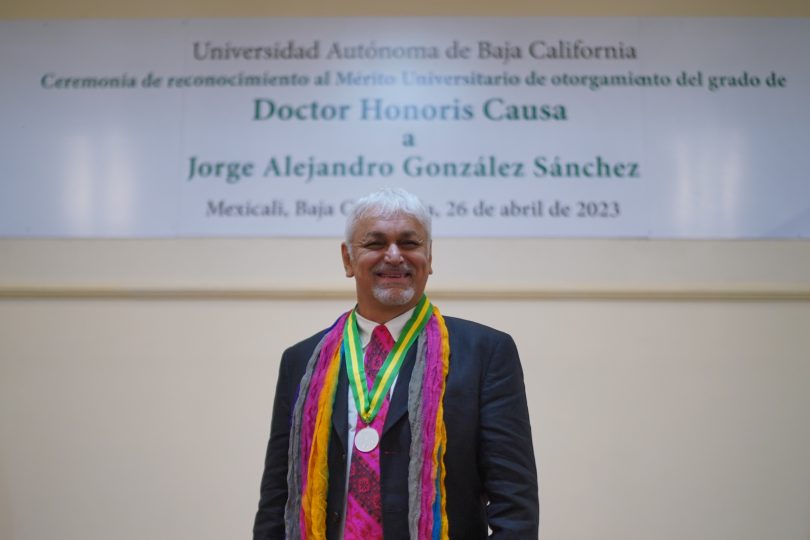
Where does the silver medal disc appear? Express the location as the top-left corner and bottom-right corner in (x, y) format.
(354, 427), (380, 453)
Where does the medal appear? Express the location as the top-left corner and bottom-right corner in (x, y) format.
(354, 426), (380, 452)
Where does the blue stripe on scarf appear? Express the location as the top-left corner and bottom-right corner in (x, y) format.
(431, 443), (444, 539)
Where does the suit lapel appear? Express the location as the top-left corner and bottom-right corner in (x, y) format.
(332, 351), (348, 450)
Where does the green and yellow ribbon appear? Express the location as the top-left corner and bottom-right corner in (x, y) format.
(343, 295), (433, 424)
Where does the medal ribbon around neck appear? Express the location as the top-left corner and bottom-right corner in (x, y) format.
(344, 295), (433, 424)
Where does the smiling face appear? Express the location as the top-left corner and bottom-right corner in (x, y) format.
(341, 212), (432, 323)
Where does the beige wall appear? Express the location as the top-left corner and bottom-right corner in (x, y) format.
(2, 2), (810, 539)
(2, 294), (810, 540)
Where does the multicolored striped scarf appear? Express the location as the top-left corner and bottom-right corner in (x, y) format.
(284, 299), (450, 540)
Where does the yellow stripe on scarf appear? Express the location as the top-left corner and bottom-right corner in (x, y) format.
(302, 343), (342, 540)
(434, 307), (451, 540)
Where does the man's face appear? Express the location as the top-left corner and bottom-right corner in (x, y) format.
(341, 212), (432, 322)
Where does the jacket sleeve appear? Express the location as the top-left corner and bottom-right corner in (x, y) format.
(253, 350), (294, 540)
(479, 333), (539, 538)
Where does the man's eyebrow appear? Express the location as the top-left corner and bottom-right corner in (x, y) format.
(397, 231), (424, 240)
(359, 230), (423, 241)
(358, 231), (387, 241)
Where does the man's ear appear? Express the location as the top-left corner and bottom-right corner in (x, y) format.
(428, 240), (433, 275)
(341, 243), (355, 277)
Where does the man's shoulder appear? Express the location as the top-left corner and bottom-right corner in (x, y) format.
(442, 315), (513, 341)
(283, 327), (330, 359)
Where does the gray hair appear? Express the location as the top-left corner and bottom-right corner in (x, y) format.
(344, 188), (432, 253)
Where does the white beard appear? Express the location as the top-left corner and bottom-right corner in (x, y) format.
(372, 284), (415, 306)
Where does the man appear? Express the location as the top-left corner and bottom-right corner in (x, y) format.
(254, 188), (538, 539)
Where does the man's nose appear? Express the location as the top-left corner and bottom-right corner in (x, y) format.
(384, 243), (403, 263)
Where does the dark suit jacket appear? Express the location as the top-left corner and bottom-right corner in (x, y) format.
(254, 316), (538, 539)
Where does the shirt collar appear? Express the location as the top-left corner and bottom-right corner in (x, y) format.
(354, 306), (416, 348)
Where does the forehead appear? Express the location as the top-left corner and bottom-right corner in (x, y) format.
(351, 212), (427, 241)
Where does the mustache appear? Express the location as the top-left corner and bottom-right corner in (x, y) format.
(373, 263), (413, 274)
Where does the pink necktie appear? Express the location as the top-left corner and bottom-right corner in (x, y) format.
(344, 325), (394, 539)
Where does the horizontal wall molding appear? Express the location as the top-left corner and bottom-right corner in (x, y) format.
(3, 240), (809, 301)
(2, 286), (810, 302)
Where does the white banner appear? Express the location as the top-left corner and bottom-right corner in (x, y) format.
(0, 18), (808, 238)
